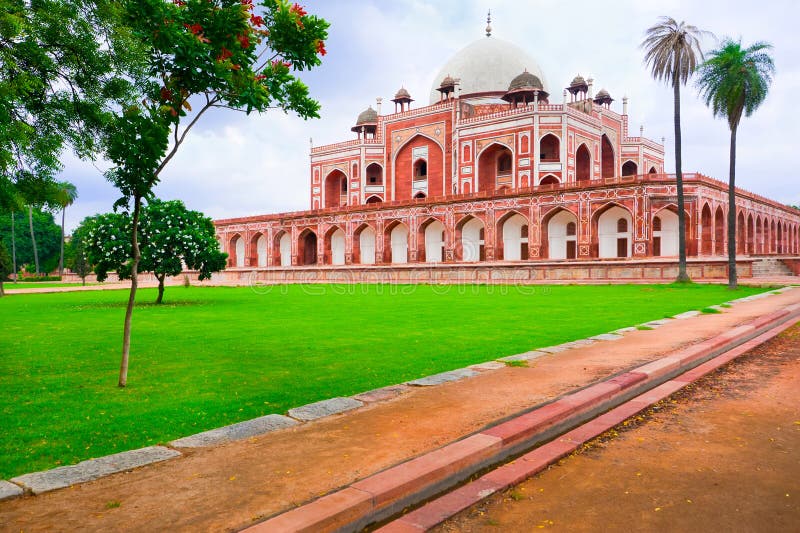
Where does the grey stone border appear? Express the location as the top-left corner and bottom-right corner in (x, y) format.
(2, 285), (792, 500)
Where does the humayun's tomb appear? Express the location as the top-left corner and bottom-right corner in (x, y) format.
(213, 20), (800, 283)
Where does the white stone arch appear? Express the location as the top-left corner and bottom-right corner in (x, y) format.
(358, 225), (376, 264)
(279, 232), (292, 266)
(547, 210), (578, 259)
(460, 217), (485, 262)
(598, 205), (632, 258)
(329, 227), (346, 265)
(423, 219), (446, 263)
(390, 223), (409, 264)
(256, 234), (267, 267)
(234, 235), (245, 267)
(653, 207), (679, 257)
(500, 212), (529, 261)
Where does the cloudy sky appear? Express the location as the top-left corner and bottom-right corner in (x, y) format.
(60, 0), (799, 232)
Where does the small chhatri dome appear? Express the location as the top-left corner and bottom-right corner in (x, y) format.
(393, 87), (412, 101)
(594, 88), (613, 107)
(355, 106), (378, 125)
(569, 74), (587, 88)
(439, 75), (456, 89)
(508, 70), (544, 92)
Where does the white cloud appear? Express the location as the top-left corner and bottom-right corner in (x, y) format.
(60, 0), (800, 232)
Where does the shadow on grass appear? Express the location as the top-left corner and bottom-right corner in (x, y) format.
(74, 300), (212, 310)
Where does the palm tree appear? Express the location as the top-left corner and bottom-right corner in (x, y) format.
(53, 181), (78, 276)
(696, 39), (774, 290)
(641, 17), (710, 283)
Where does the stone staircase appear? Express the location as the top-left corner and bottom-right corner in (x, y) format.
(751, 257), (795, 277)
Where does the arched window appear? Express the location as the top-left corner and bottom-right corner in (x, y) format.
(366, 163), (383, 185)
(617, 218), (628, 233)
(601, 134), (615, 179)
(622, 161), (637, 176)
(498, 153), (512, 173)
(653, 216), (662, 231)
(540, 134), (560, 161)
(566, 222), (576, 236)
(576, 144), (591, 182)
(414, 191), (426, 199)
(413, 159), (427, 178)
(463, 144), (472, 162)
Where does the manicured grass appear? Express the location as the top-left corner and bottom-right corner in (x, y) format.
(0, 283), (768, 478)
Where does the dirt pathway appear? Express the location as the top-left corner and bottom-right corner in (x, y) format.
(435, 323), (800, 532)
(1, 290), (798, 532)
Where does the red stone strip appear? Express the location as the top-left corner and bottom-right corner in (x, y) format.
(246, 307), (800, 533)
(378, 317), (799, 533)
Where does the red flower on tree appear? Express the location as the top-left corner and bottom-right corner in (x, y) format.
(217, 47), (233, 62)
(249, 14), (264, 27)
(315, 39), (326, 56)
(238, 34), (250, 49)
(290, 3), (307, 17)
(184, 23), (203, 35)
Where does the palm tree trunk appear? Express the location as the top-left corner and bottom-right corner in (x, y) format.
(727, 126), (738, 289)
(119, 194), (142, 388)
(10, 212), (17, 283)
(59, 208), (66, 276)
(28, 205), (40, 275)
(673, 76), (690, 282)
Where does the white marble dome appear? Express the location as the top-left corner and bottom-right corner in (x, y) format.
(429, 36), (548, 104)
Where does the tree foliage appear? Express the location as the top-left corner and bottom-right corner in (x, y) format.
(696, 39), (775, 289)
(0, 0), (143, 207)
(0, 207), (61, 274)
(84, 200), (227, 302)
(101, 0), (328, 386)
(65, 221), (93, 285)
(0, 241), (11, 296)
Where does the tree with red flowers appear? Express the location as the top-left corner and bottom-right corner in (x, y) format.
(106, 0), (329, 387)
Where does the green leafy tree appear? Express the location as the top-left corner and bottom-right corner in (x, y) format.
(0, 241), (12, 296)
(84, 200), (228, 302)
(696, 39), (775, 289)
(642, 17), (710, 283)
(0, 0), (143, 211)
(104, 0), (329, 387)
(66, 217), (96, 285)
(0, 207), (61, 275)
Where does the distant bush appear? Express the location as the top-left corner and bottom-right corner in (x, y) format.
(19, 275), (62, 282)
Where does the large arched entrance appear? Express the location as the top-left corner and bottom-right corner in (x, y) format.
(498, 213), (529, 261)
(354, 224), (376, 265)
(298, 229), (317, 265)
(324, 227), (345, 265)
(653, 210), (679, 256)
(252, 233), (267, 266)
(277, 232), (291, 266)
(457, 216), (485, 262)
(547, 210), (578, 259)
(323, 170), (347, 208)
(420, 219), (445, 263)
(385, 222), (409, 264)
(701, 204), (712, 255)
(477, 143), (514, 192)
(601, 134), (615, 179)
(597, 205), (632, 258)
(229, 234), (245, 267)
(576, 144), (590, 183)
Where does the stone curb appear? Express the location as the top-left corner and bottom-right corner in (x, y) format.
(244, 301), (800, 533)
(10, 446), (180, 495)
(2, 287), (791, 501)
(378, 317), (799, 532)
(170, 414), (298, 448)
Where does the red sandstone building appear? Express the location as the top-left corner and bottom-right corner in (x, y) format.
(214, 24), (800, 281)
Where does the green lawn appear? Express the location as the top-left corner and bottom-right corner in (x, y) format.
(0, 283), (769, 478)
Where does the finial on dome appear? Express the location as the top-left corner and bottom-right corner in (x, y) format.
(485, 10), (492, 37)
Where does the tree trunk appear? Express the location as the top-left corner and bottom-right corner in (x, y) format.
(28, 205), (40, 276)
(11, 212), (16, 283)
(0, 280), (4, 297)
(727, 126), (738, 290)
(59, 208), (66, 276)
(673, 76), (690, 283)
(156, 273), (165, 304)
(119, 194), (142, 388)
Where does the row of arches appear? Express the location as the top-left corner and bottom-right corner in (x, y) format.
(226, 204), (686, 267)
(322, 134), (659, 208)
